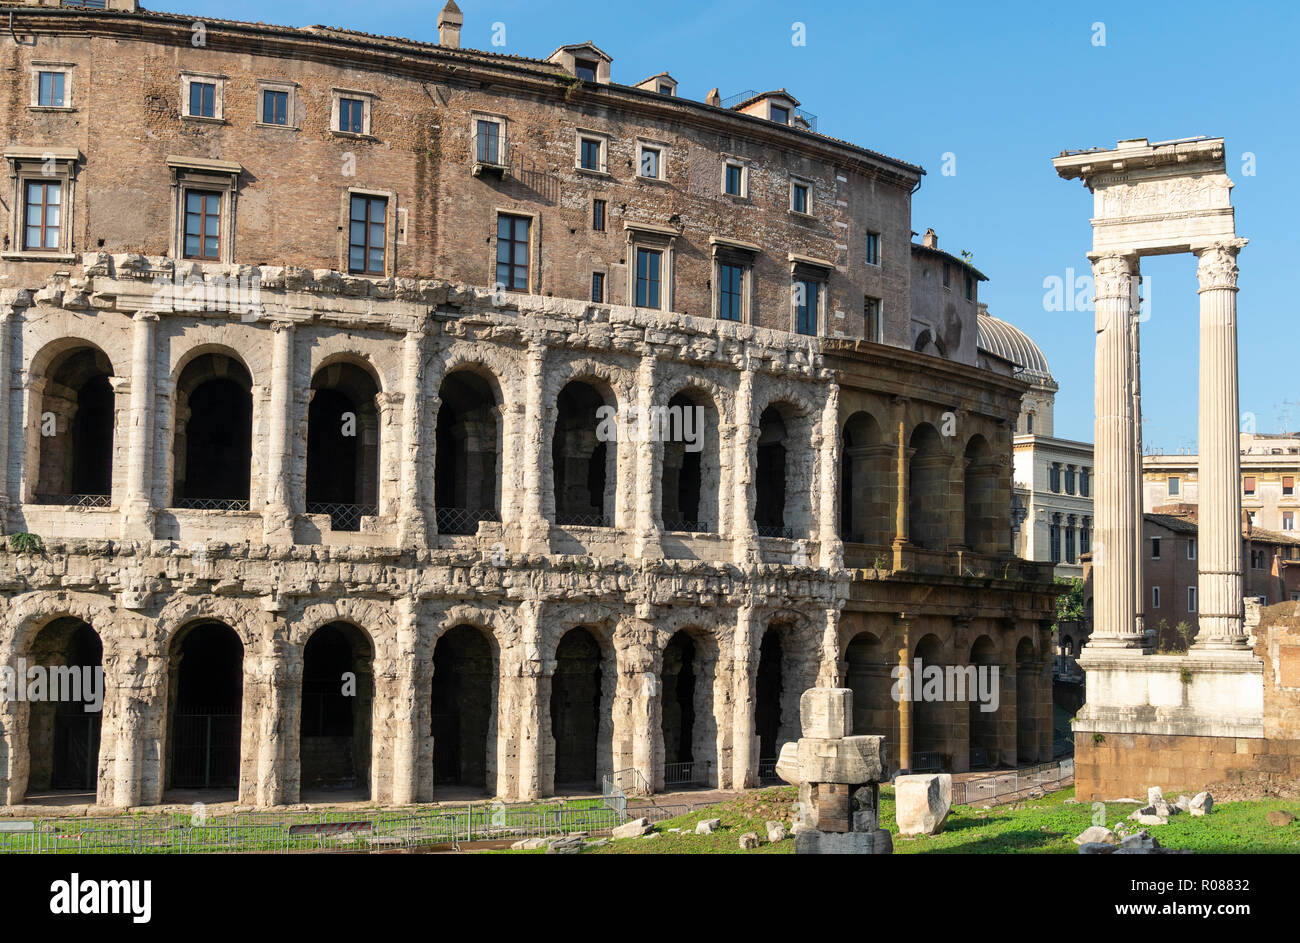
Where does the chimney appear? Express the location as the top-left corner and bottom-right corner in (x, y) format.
(922, 228), (938, 249)
(706, 88), (721, 107)
(438, 0), (463, 49)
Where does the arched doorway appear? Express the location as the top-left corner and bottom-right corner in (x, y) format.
(23, 618), (103, 798)
(434, 370), (501, 535)
(969, 636), (999, 769)
(755, 405), (789, 538)
(300, 622), (373, 798)
(551, 627), (603, 789)
(839, 411), (890, 545)
(306, 362), (380, 531)
(1016, 637), (1037, 764)
(167, 621), (243, 794)
(908, 424), (948, 549)
(552, 381), (615, 527)
(659, 389), (720, 533)
(430, 624), (495, 792)
(963, 434), (998, 553)
(172, 353), (253, 509)
(659, 630), (718, 788)
(33, 346), (114, 507)
(844, 631), (890, 738)
(755, 625), (788, 778)
(912, 634), (947, 770)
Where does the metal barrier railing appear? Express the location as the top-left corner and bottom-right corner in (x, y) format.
(663, 760), (710, 787)
(950, 758), (1075, 806)
(33, 493), (112, 508)
(306, 502), (377, 532)
(435, 506), (500, 535)
(555, 511), (609, 528)
(757, 756), (781, 784)
(175, 497), (252, 512)
(755, 524), (794, 540)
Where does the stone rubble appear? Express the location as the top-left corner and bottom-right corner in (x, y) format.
(894, 773), (952, 836)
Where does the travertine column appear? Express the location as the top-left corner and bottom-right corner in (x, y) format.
(816, 607), (842, 687)
(1131, 289), (1146, 641)
(398, 327), (428, 547)
(633, 349), (663, 558)
(0, 304), (15, 524)
(731, 362), (759, 564)
(516, 599), (544, 800)
(262, 321), (294, 544)
(895, 618), (912, 772)
(1088, 253), (1143, 647)
(520, 341), (550, 554)
(121, 311), (157, 540)
(817, 381), (843, 568)
(1194, 241), (1249, 649)
(390, 596), (420, 804)
(730, 604), (757, 788)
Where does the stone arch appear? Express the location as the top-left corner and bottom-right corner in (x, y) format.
(754, 613), (819, 775)
(546, 619), (617, 793)
(170, 349), (254, 509)
(658, 384), (721, 534)
(912, 633), (948, 769)
(840, 410), (891, 545)
(434, 365), (504, 535)
(430, 622), (498, 793)
(299, 620), (374, 798)
(908, 422), (949, 550)
(843, 630), (891, 737)
(164, 618), (245, 794)
(658, 626), (721, 788)
(754, 398), (815, 540)
(28, 341), (115, 505)
(306, 360), (382, 529)
(962, 433), (999, 553)
(1015, 635), (1037, 764)
(968, 635), (999, 769)
(551, 376), (618, 527)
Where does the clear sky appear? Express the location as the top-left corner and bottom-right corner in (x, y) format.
(158, 0), (1299, 450)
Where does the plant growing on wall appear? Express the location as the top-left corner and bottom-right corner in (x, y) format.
(1052, 576), (1084, 633)
(8, 532), (44, 555)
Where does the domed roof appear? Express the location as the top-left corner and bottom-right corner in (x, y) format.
(977, 313), (1053, 382)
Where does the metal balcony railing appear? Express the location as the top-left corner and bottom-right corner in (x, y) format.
(307, 502), (377, 532)
(756, 523), (794, 539)
(175, 497), (251, 512)
(435, 506), (500, 536)
(665, 519), (711, 534)
(555, 511), (609, 528)
(33, 493), (111, 509)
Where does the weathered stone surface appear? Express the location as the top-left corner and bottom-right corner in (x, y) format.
(694, 818), (721, 835)
(795, 736), (886, 785)
(794, 829), (892, 855)
(612, 817), (653, 840)
(799, 688), (853, 740)
(738, 831), (760, 850)
(774, 741), (801, 786)
(894, 773), (952, 836)
(1074, 826), (1118, 846)
(1078, 842), (1118, 854)
(765, 820), (788, 843)
(1190, 791), (1214, 816)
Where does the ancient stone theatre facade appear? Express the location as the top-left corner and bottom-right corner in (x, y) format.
(0, 1), (1056, 808)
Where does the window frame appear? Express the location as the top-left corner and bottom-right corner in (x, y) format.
(1152, 585), (1161, 609)
(574, 58), (599, 82)
(793, 277), (822, 336)
(865, 230), (881, 266)
(1187, 586), (1197, 613)
(770, 103), (791, 125)
(471, 113), (508, 168)
(789, 178), (812, 216)
(180, 71), (226, 122)
(625, 224), (676, 311)
(1244, 475), (1257, 496)
(1151, 536), (1161, 560)
(331, 88), (376, 138)
(591, 270), (606, 303)
(1284, 511), (1295, 531)
(256, 80), (298, 129)
(494, 212), (533, 293)
(1187, 538), (1197, 561)
(167, 156), (242, 266)
(30, 62), (75, 111)
(636, 139), (667, 182)
(592, 198), (607, 233)
(181, 188), (224, 261)
(635, 246), (664, 309)
(1167, 475), (1180, 496)
(722, 160), (748, 198)
(864, 295), (883, 343)
(575, 130), (609, 175)
(348, 192), (390, 277)
(4, 148), (80, 262)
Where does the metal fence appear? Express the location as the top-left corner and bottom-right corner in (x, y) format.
(33, 493), (112, 508)
(307, 502), (377, 532)
(951, 758), (1074, 807)
(176, 497), (251, 512)
(663, 760), (710, 788)
(0, 798), (629, 855)
(435, 506), (500, 536)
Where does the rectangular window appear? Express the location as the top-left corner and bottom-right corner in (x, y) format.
(183, 190), (222, 261)
(189, 81), (216, 118)
(1187, 586), (1197, 612)
(942, 262), (952, 289)
(580, 137), (603, 171)
(1152, 586), (1161, 609)
(592, 199), (606, 232)
(1065, 466), (1076, 495)
(770, 104), (790, 124)
(1187, 539), (1197, 560)
(795, 279), (819, 336)
(724, 163), (744, 196)
(349, 194), (388, 275)
(1050, 519), (1061, 564)
(38, 71), (66, 108)
(635, 247), (662, 308)
(1284, 511), (1295, 531)
(339, 97), (365, 134)
(575, 59), (598, 82)
(591, 271), (605, 303)
(1244, 476), (1257, 496)
(1080, 468), (1090, 497)
(864, 296), (882, 342)
(1065, 521), (1076, 564)
(658, 83), (674, 96)
(1168, 476), (1180, 496)
(638, 145), (661, 179)
(22, 181), (62, 251)
(1080, 521), (1091, 555)
(1049, 463), (1060, 493)
(718, 262), (744, 321)
(965, 272), (974, 301)
(1284, 476), (1295, 496)
(495, 213), (530, 292)
(865, 231), (880, 266)
(262, 89), (288, 126)
(476, 119), (500, 165)
(1151, 536), (1161, 559)
(791, 182), (809, 214)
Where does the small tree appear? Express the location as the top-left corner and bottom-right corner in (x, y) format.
(1052, 576), (1084, 633)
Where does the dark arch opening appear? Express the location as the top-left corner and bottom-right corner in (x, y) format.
(913, 634), (947, 769)
(969, 635), (998, 770)
(431, 624), (494, 791)
(1016, 637), (1037, 765)
(434, 370), (501, 535)
(300, 622), (373, 797)
(660, 390), (719, 533)
(661, 632), (696, 780)
(553, 381), (613, 527)
(551, 627), (602, 788)
(844, 631), (890, 738)
(306, 362), (380, 531)
(908, 424), (947, 550)
(839, 411), (890, 545)
(167, 621), (243, 793)
(35, 346), (114, 505)
(173, 354), (253, 509)
(755, 405), (789, 538)
(963, 434), (998, 553)
(755, 627), (785, 767)
(24, 618), (103, 797)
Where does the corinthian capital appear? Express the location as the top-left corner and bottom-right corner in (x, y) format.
(1089, 253), (1137, 302)
(1195, 242), (1242, 292)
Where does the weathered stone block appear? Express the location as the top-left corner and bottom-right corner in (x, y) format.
(795, 735), (886, 784)
(894, 773), (952, 836)
(799, 687), (853, 740)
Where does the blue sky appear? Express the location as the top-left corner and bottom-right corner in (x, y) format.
(159, 0), (1299, 449)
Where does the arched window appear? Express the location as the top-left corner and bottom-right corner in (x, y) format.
(306, 362), (380, 531)
(172, 354), (253, 510)
(660, 389), (720, 533)
(908, 424), (948, 549)
(434, 370), (501, 535)
(552, 380), (615, 527)
(34, 346), (114, 507)
(840, 411), (891, 545)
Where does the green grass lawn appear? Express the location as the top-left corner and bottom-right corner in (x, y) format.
(584, 785), (1300, 854)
